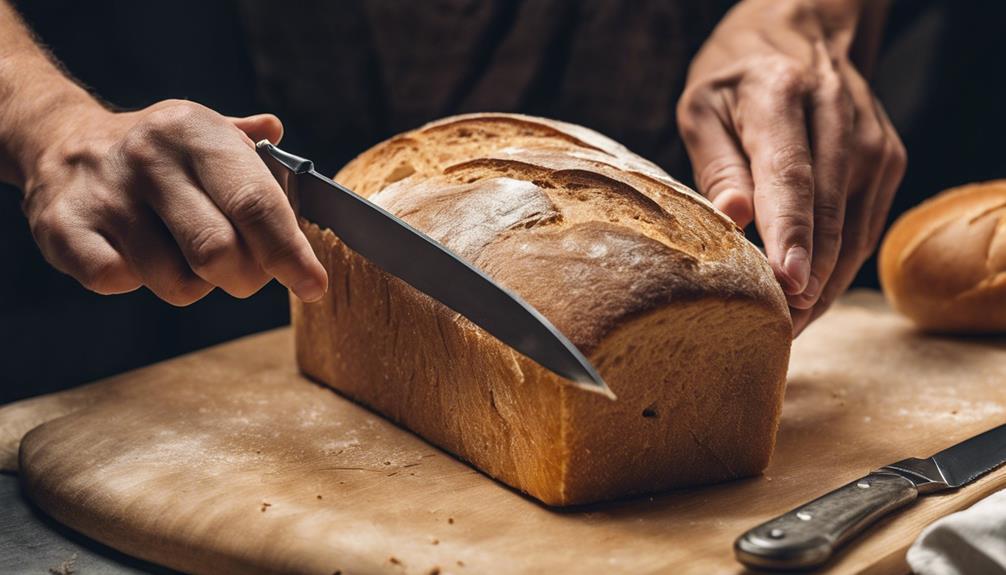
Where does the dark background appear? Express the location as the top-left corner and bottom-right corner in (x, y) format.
(1, 0), (1003, 403)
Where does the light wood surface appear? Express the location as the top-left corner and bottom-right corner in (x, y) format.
(1, 291), (1004, 575)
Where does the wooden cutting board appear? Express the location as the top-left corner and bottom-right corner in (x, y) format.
(1, 291), (1004, 575)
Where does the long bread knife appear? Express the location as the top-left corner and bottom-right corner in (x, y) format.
(735, 422), (1006, 570)
(256, 141), (611, 397)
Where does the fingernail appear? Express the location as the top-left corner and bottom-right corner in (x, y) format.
(293, 278), (325, 302)
(782, 246), (810, 294)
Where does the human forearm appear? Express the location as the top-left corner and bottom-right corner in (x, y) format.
(0, 1), (104, 187)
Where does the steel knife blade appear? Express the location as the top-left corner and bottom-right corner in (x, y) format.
(256, 141), (611, 397)
(735, 422), (1006, 570)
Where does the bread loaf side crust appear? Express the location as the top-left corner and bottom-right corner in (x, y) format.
(880, 181), (1006, 332)
(294, 113), (791, 505)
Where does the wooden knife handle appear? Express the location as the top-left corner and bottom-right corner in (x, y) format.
(734, 472), (919, 570)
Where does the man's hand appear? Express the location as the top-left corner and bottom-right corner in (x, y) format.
(19, 100), (328, 305)
(0, 2), (326, 306)
(677, 0), (906, 333)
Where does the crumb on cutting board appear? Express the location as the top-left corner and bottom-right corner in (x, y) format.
(447, 517), (454, 524)
(261, 501), (272, 512)
(389, 556), (402, 566)
(48, 553), (77, 575)
(428, 567), (441, 575)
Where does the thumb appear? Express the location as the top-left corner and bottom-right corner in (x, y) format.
(230, 113), (284, 145)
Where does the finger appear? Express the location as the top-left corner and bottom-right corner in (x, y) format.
(188, 129), (328, 301)
(799, 167), (885, 332)
(838, 68), (887, 260)
(41, 225), (141, 295)
(865, 100), (907, 248)
(801, 228), (865, 332)
(229, 114), (284, 146)
(799, 86), (902, 327)
(788, 45), (853, 310)
(114, 205), (214, 306)
(28, 192), (142, 294)
(141, 168), (271, 298)
(738, 68), (814, 295)
(678, 87), (755, 227)
(803, 101), (906, 330)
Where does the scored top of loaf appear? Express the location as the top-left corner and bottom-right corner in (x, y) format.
(334, 113), (788, 355)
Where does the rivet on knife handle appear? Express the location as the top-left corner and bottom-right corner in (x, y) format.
(734, 472), (918, 570)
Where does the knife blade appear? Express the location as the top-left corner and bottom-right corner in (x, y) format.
(256, 141), (611, 397)
(735, 422), (1006, 570)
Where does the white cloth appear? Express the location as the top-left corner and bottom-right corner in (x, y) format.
(907, 488), (1006, 575)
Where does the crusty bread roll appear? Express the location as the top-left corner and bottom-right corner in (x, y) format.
(880, 181), (1006, 333)
(292, 113), (791, 505)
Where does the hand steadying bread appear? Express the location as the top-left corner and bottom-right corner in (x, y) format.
(0, 0), (904, 340)
(295, 113), (792, 504)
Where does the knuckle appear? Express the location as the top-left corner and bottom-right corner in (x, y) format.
(773, 212), (814, 241)
(145, 100), (205, 133)
(30, 204), (61, 243)
(79, 256), (130, 295)
(225, 184), (281, 226)
(30, 202), (76, 253)
(856, 125), (886, 158)
(676, 111), (700, 144)
(228, 286), (258, 299)
(770, 144), (815, 193)
(160, 273), (209, 307)
(258, 239), (300, 274)
(127, 100), (211, 155)
(770, 58), (810, 95)
(818, 73), (853, 116)
(814, 201), (844, 240)
(187, 225), (237, 273)
(228, 274), (270, 299)
(676, 86), (714, 142)
(118, 128), (159, 165)
(781, 0), (816, 23)
(699, 155), (748, 195)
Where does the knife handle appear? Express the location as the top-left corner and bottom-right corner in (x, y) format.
(734, 472), (918, 570)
